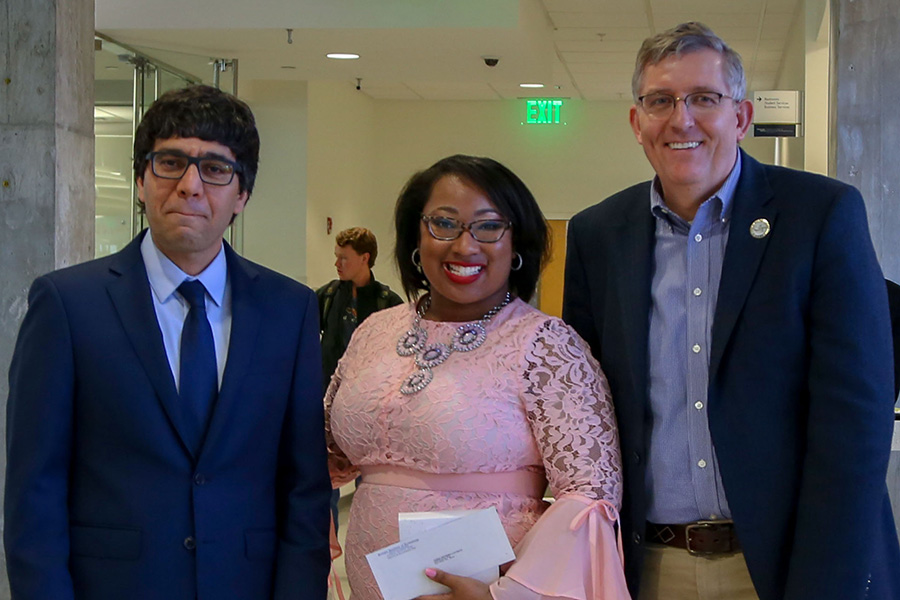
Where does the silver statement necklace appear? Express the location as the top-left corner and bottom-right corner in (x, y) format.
(397, 291), (512, 395)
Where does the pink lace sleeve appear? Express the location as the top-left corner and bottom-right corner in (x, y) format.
(489, 319), (629, 600)
(324, 363), (359, 488)
(521, 319), (622, 504)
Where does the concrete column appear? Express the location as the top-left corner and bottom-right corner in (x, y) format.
(0, 0), (95, 595)
(833, 0), (900, 274)
(833, 0), (900, 537)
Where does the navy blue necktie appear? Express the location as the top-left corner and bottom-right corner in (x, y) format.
(177, 280), (218, 453)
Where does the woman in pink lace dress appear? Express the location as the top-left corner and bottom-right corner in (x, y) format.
(325, 155), (629, 600)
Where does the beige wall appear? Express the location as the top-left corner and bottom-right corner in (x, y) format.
(774, 2), (808, 170)
(306, 81), (380, 290)
(241, 79), (310, 283)
(804, 0), (831, 175)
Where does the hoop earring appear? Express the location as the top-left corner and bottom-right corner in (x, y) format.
(411, 248), (423, 272)
(511, 252), (523, 271)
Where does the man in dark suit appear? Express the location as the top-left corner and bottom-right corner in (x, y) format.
(564, 22), (900, 600)
(4, 85), (331, 599)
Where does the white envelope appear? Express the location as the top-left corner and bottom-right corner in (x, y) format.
(398, 510), (499, 584)
(366, 507), (515, 600)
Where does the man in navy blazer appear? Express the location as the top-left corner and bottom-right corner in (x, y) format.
(5, 85), (331, 599)
(564, 22), (900, 600)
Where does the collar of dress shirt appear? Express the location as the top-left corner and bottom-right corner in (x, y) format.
(140, 232), (227, 308)
(649, 150), (743, 227)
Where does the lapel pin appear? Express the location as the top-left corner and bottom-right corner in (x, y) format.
(750, 218), (770, 239)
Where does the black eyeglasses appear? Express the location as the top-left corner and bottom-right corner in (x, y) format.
(636, 91), (736, 118)
(422, 215), (511, 243)
(146, 151), (242, 186)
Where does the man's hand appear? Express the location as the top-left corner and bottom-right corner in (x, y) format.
(415, 568), (493, 600)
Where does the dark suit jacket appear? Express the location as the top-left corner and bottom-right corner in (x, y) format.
(5, 232), (331, 600)
(563, 150), (900, 600)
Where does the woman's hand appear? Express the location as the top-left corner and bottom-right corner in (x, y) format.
(415, 568), (493, 600)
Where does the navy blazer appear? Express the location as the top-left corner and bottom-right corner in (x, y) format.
(5, 232), (331, 600)
(564, 150), (900, 600)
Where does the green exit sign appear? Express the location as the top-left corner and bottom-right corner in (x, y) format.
(524, 99), (564, 124)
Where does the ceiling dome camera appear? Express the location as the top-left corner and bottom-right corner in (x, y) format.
(482, 56), (500, 67)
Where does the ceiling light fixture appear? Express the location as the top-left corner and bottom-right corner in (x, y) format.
(327, 53), (360, 60)
(519, 83), (544, 88)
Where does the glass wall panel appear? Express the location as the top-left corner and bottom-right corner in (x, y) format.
(93, 36), (204, 258)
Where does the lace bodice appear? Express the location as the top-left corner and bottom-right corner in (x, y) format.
(326, 299), (621, 499)
(325, 299), (626, 599)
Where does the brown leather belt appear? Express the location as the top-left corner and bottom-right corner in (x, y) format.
(646, 521), (741, 555)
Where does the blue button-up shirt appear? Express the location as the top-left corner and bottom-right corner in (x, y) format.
(141, 233), (232, 390)
(645, 152), (742, 524)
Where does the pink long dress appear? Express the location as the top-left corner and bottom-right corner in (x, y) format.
(325, 299), (630, 599)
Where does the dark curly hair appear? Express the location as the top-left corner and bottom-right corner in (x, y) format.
(394, 154), (550, 302)
(133, 85), (260, 202)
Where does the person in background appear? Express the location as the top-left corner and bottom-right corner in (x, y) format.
(316, 227), (402, 531)
(326, 155), (629, 600)
(317, 227), (403, 388)
(563, 21), (900, 600)
(5, 85), (331, 600)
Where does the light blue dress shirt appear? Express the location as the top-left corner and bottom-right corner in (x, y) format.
(140, 233), (232, 390)
(645, 152), (742, 524)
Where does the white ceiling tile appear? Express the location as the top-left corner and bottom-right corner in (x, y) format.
(762, 13), (794, 33)
(652, 12), (761, 29)
(99, 0), (800, 102)
(556, 39), (643, 53)
(553, 27), (650, 42)
(752, 49), (785, 62)
(549, 12), (649, 28)
(764, 0), (801, 14)
(542, 0), (642, 12)
(567, 61), (634, 76)
(560, 51), (637, 65)
(751, 59), (783, 72)
(407, 82), (501, 101)
(361, 83), (422, 100)
(650, 0), (764, 13)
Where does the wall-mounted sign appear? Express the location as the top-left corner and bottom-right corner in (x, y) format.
(524, 99), (564, 124)
(754, 124), (798, 137)
(752, 90), (802, 137)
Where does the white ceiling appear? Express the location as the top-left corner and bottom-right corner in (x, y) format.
(95, 0), (802, 102)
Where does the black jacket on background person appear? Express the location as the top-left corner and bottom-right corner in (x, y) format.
(316, 276), (403, 388)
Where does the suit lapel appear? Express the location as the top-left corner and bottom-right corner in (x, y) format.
(107, 233), (195, 457)
(710, 151), (778, 377)
(198, 245), (261, 459)
(612, 195), (655, 406)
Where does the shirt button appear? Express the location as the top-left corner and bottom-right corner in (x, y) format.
(194, 473), (207, 486)
(693, 288), (702, 296)
(633, 532), (642, 544)
(692, 344), (701, 353)
(694, 233), (703, 242)
(694, 401), (704, 410)
(698, 459), (707, 468)
(184, 536), (196, 551)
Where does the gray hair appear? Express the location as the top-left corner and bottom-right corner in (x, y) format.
(631, 22), (746, 103)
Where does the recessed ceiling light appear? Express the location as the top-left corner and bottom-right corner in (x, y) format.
(519, 83), (544, 88)
(326, 53), (360, 60)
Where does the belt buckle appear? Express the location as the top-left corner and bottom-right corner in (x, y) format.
(684, 520), (730, 556)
